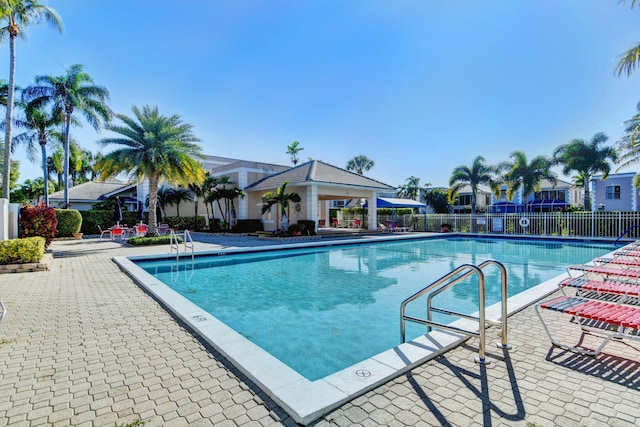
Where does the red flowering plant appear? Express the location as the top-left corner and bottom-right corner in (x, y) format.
(19, 203), (58, 248)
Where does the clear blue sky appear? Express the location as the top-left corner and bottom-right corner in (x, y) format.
(7, 0), (640, 188)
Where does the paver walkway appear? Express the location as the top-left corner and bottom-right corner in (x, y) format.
(0, 235), (639, 426)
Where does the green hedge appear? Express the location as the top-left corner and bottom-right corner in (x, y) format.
(0, 236), (46, 264)
(55, 209), (82, 236)
(162, 216), (206, 231)
(127, 235), (181, 246)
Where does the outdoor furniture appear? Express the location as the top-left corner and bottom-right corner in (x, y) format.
(560, 277), (640, 300)
(158, 224), (170, 235)
(134, 224), (148, 237)
(536, 295), (640, 356)
(98, 225), (112, 240)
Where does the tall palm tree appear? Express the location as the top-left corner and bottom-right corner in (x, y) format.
(156, 186), (175, 219)
(553, 132), (618, 211)
(286, 141), (303, 165)
(12, 103), (63, 206)
(97, 105), (205, 236)
(23, 64), (111, 206)
(169, 186), (195, 217)
(261, 181), (301, 231)
(397, 176), (428, 200)
(616, 101), (640, 186)
(346, 154), (375, 175)
(616, 1), (640, 77)
(448, 155), (497, 214)
(46, 146), (64, 190)
(500, 151), (556, 212)
(0, 0), (62, 200)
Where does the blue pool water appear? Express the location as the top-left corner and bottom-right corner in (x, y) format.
(135, 237), (612, 380)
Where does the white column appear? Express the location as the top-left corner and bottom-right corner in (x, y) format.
(307, 185), (318, 229)
(8, 203), (19, 239)
(0, 199), (7, 240)
(237, 170), (249, 220)
(367, 191), (377, 230)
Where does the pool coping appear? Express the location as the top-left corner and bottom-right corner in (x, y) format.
(113, 235), (618, 425)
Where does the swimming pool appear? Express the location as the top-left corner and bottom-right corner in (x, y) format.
(116, 235), (614, 424)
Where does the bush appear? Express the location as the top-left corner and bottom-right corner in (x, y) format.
(0, 237), (46, 264)
(55, 209), (83, 236)
(297, 220), (316, 236)
(127, 235), (181, 246)
(164, 216), (206, 231)
(233, 219), (263, 233)
(19, 204), (57, 248)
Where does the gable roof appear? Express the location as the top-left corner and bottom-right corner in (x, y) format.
(49, 180), (136, 202)
(244, 160), (394, 192)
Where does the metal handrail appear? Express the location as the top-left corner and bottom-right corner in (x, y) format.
(170, 229), (194, 261)
(0, 300), (6, 323)
(613, 224), (640, 246)
(400, 260), (510, 364)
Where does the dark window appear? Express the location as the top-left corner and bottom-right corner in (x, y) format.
(606, 186), (621, 200)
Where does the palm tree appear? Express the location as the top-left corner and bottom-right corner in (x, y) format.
(448, 156), (497, 214)
(12, 103), (63, 206)
(156, 186), (175, 219)
(616, 101), (640, 185)
(46, 145), (64, 190)
(23, 64), (111, 207)
(500, 151), (556, 212)
(616, 1), (640, 77)
(169, 187), (195, 217)
(553, 132), (618, 211)
(97, 105), (205, 236)
(346, 154), (375, 175)
(397, 176), (429, 200)
(261, 181), (301, 231)
(0, 1), (62, 200)
(286, 141), (303, 165)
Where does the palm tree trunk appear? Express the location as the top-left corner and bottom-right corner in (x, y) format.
(2, 34), (16, 199)
(63, 114), (72, 208)
(148, 177), (159, 235)
(41, 144), (49, 206)
(583, 175), (591, 211)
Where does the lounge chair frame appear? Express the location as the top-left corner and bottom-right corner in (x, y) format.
(536, 295), (640, 356)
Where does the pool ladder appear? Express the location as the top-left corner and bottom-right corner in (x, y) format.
(400, 260), (512, 364)
(170, 229), (194, 261)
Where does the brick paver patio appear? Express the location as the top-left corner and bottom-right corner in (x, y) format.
(0, 235), (639, 426)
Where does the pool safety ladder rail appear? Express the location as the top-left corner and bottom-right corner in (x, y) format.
(0, 300), (6, 323)
(170, 229), (194, 261)
(400, 260), (512, 364)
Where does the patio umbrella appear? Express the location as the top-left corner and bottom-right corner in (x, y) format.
(113, 197), (123, 226)
(137, 200), (144, 224)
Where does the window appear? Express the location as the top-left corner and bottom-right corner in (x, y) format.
(534, 190), (566, 200)
(606, 185), (621, 200)
(456, 195), (472, 205)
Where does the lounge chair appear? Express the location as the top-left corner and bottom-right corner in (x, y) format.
(536, 295), (640, 355)
(595, 257), (640, 268)
(98, 225), (112, 240)
(560, 276), (640, 301)
(567, 264), (640, 280)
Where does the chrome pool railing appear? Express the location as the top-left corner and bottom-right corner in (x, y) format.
(400, 260), (510, 364)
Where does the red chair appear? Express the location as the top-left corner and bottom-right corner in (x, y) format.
(135, 224), (148, 237)
(98, 225), (112, 240)
(353, 219), (361, 228)
(111, 226), (123, 240)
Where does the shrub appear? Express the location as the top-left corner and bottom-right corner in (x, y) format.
(0, 237), (46, 264)
(127, 235), (181, 246)
(297, 220), (317, 236)
(55, 209), (83, 236)
(19, 204), (57, 248)
(164, 216), (205, 231)
(233, 219), (263, 233)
